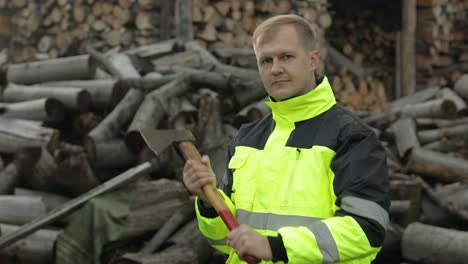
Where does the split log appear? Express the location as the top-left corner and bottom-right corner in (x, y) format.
(366, 98), (457, 128)
(419, 194), (456, 227)
(113, 74), (178, 98)
(3, 84), (92, 112)
(14, 188), (70, 211)
(0, 161), (155, 249)
(118, 203), (195, 262)
(402, 222), (468, 264)
(392, 118), (420, 158)
(114, 244), (198, 264)
(396, 98), (457, 119)
(0, 224), (58, 264)
(41, 79), (118, 109)
(185, 40), (220, 67)
(386, 86), (439, 112)
(125, 39), (180, 59)
(434, 182), (468, 212)
(454, 74), (468, 100)
(406, 148), (468, 183)
(327, 44), (366, 79)
(15, 147), (58, 193)
(0, 196), (46, 225)
(389, 179), (421, 226)
(0, 163), (19, 195)
(0, 118), (59, 154)
(119, 184), (190, 239)
(6, 55), (96, 85)
(422, 138), (465, 153)
(166, 218), (212, 264)
(55, 151), (100, 197)
(390, 200), (411, 215)
(435, 87), (467, 112)
(234, 97), (270, 126)
(125, 77), (191, 152)
(415, 117), (468, 128)
(0, 98), (65, 123)
(87, 53), (144, 142)
(417, 123), (468, 145)
(87, 139), (137, 171)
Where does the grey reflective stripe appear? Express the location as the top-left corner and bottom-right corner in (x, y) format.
(341, 196), (389, 229)
(237, 209), (322, 230)
(206, 237), (226, 246)
(309, 222), (339, 263)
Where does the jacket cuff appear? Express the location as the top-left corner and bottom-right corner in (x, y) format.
(197, 199), (218, 218)
(267, 234), (288, 263)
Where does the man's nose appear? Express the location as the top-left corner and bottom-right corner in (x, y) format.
(271, 58), (283, 75)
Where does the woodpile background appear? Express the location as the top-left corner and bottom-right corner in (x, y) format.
(0, 0), (467, 263)
(416, 0), (468, 87)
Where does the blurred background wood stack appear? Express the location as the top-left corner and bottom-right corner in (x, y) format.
(0, 0), (467, 263)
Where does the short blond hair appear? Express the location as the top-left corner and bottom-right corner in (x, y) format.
(252, 14), (318, 51)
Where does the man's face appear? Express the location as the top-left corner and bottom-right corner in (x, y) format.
(253, 25), (320, 101)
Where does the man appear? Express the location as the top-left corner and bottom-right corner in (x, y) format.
(183, 14), (389, 263)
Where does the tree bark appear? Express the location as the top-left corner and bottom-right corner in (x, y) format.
(87, 139), (137, 171)
(406, 148), (468, 183)
(392, 118), (420, 158)
(0, 163), (19, 195)
(454, 74), (468, 100)
(0, 224), (58, 264)
(40, 79), (118, 109)
(3, 84), (92, 112)
(402, 222), (468, 264)
(125, 77), (191, 152)
(6, 54), (96, 85)
(417, 123), (468, 145)
(0, 118), (59, 154)
(0, 196), (46, 225)
(0, 98), (65, 123)
(55, 151), (100, 197)
(15, 147), (58, 193)
(126, 39), (180, 59)
(87, 53), (144, 143)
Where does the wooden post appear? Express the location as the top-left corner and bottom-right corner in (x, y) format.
(401, 0), (416, 96)
(174, 0), (193, 41)
(160, 2), (174, 40)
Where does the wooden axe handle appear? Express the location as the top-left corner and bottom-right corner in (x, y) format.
(178, 141), (260, 264)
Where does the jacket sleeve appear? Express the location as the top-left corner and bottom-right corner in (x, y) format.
(277, 129), (390, 263)
(194, 143), (236, 254)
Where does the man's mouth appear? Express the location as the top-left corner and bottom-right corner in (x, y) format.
(273, 80), (289, 85)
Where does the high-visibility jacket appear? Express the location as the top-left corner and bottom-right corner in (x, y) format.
(195, 76), (390, 263)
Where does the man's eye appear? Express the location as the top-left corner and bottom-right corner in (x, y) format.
(282, 55), (292, 60)
(260, 59), (272, 64)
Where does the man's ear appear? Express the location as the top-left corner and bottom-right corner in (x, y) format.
(308, 50), (320, 72)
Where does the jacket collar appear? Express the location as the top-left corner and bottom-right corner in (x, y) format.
(265, 76), (336, 124)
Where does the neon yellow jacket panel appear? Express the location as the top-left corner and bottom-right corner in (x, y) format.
(196, 76), (390, 263)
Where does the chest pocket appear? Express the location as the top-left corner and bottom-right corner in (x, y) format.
(228, 153), (255, 211)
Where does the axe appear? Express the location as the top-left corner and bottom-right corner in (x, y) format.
(140, 128), (260, 264)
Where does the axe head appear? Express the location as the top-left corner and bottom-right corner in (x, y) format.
(139, 128), (195, 157)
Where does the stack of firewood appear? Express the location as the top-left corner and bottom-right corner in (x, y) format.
(2, 0), (332, 65)
(0, 38), (468, 263)
(365, 76), (468, 263)
(416, 0), (468, 86)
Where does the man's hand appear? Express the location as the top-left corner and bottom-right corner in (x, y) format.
(182, 155), (216, 204)
(227, 224), (273, 261)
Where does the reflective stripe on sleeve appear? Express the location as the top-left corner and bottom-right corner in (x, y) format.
(341, 196), (389, 229)
(309, 221), (340, 263)
(237, 209), (323, 230)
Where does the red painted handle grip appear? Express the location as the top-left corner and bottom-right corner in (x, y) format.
(219, 210), (260, 264)
(178, 142), (260, 264)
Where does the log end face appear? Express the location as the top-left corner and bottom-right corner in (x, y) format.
(77, 90), (93, 112)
